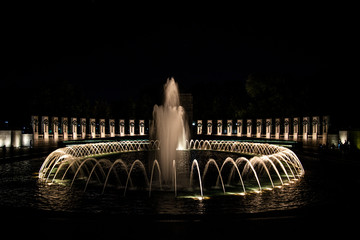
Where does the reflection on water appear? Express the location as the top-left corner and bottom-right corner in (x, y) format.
(0, 153), (328, 216)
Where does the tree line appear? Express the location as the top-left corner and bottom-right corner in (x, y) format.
(2, 72), (352, 130)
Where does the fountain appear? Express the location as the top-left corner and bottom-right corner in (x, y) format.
(38, 78), (304, 198)
(38, 139), (304, 196)
(151, 78), (189, 185)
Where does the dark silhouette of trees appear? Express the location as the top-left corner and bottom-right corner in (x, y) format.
(245, 73), (299, 117)
(192, 72), (330, 121)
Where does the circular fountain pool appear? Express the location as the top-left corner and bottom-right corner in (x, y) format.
(38, 140), (304, 198)
(0, 139), (307, 215)
(5, 138), (359, 238)
(6, 139), (306, 220)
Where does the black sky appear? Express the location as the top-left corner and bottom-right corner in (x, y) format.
(1, 2), (357, 125)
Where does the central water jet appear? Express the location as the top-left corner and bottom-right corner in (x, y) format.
(151, 78), (189, 184)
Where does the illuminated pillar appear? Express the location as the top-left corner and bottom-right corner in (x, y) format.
(80, 118), (86, 139)
(0, 130), (11, 147)
(41, 116), (49, 140)
(275, 118), (281, 139)
(71, 117), (77, 140)
(207, 120), (212, 135)
(52, 117), (59, 140)
(227, 120), (232, 136)
(31, 116), (39, 139)
(11, 130), (21, 147)
(109, 119), (115, 137)
(256, 119), (262, 138)
(339, 130), (348, 144)
(293, 117), (299, 140)
(284, 118), (290, 140)
(100, 119), (106, 138)
(303, 117), (309, 140)
(81, 118), (86, 139)
(246, 119), (252, 138)
(119, 119), (125, 136)
(129, 119), (135, 136)
(139, 120), (145, 135)
(312, 116), (319, 140)
(236, 119), (243, 137)
(62, 117), (68, 140)
(217, 120), (222, 135)
(197, 120), (202, 135)
(265, 118), (272, 139)
(90, 118), (96, 138)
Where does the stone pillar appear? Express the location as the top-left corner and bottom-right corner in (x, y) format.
(303, 117), (309, 140)
(71, 117), (77, 140)
(31, 116), (39, 139)
(265, 118), (272, 139)
(90, 118), (96, 138)
(275, 118), (281, 139)
(322, 116), (329, 142)
(52, 117), (59, 140)
(11, 130), (22, 147)
(293, 117), (299, 140)
(197, 120), (202, 135)
(236, 119), (243, 137)
(256, 119), (262, 138)
(312, 116), (319, 140)
(207, 120), (212, 135)
(284, 118), (290, 140)
(62, 117), (68, 140)
(109, 119), (115, 137)
(0, 130), (11, 147)
(139, 120), (145, 135)
(81, 118), (87, 139)
(41, 116), (49, 140)
(129, 119), (135, 136)
(100, 119), (106, 138)
(246, 119), (252, 138)
(339, 130), (348, 144)
(217, 120), (222, 135)
(227, 120), (232, 136)
(119, 119), (125, 136)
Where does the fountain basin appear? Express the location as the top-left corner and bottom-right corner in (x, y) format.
(38, 139), (304, 197)
(5, 138), (352, 238)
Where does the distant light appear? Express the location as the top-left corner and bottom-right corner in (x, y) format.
(4, 121), (8, 124)
(192, 122), (196, 126)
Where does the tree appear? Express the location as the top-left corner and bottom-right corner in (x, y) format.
(245, 73), (299, 117)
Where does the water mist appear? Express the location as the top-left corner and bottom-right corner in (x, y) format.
(151, 78), (189, 184)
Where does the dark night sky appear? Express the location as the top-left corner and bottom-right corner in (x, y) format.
(1, 2), (358, 127)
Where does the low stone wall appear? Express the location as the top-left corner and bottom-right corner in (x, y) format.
(0, 130), (33, 147)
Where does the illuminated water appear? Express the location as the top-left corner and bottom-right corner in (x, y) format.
(151, 78), (189, 184)
(0, 149), (308, 214)
(1, 149), (359, 237)
(38, 140), (304, 197)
